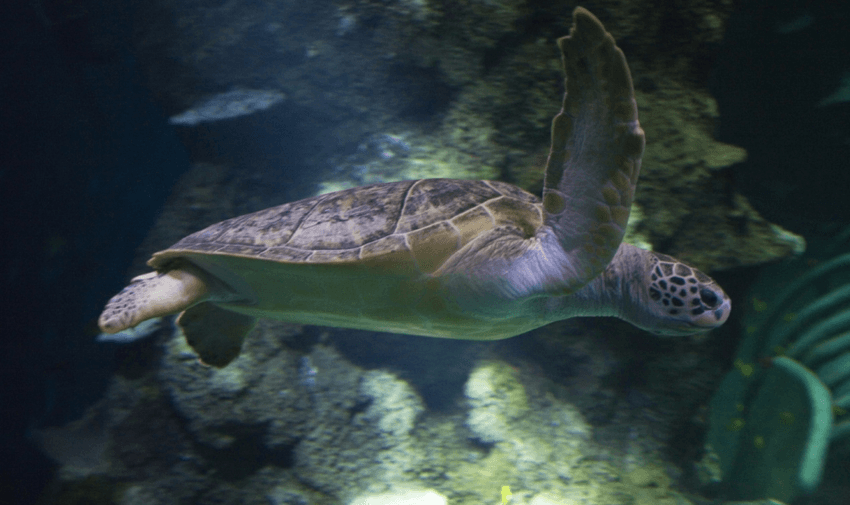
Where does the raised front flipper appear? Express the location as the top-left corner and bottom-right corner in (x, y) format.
(542, 7), (645, 292)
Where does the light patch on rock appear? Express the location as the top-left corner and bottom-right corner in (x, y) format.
(349, 489), (447, 505)
(208, 365), (247, 394)
(529, 494), (577, 505)
(360, 370), (424, 438)
(464, 361), (529, 443)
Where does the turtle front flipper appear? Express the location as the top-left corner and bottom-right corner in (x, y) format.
(177, 302), (256, 367)
(541, 7), (645, 290)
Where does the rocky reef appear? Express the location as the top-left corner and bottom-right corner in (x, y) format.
(127, 0), (801, 271)
(38, 317), (737, 505)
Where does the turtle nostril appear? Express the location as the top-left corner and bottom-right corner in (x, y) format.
(700, 288), (719, 307)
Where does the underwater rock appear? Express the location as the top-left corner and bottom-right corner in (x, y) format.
(628, 84), (805, 271)
(451, 359), (592, 501)
(158, 320), (315, 449)
(294, 358), (428, 497)
(31, 400), (111, 479)
(127, 162), (238, 276)
(40, 329), (717, 505)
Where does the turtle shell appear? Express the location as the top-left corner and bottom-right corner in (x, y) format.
(150, 179), (543, 276)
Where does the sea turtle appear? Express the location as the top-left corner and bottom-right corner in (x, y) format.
(99, 7), (731, 367)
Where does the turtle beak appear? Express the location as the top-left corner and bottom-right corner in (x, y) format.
(649, 284), (731, 337)
(691, 285), (731, 330)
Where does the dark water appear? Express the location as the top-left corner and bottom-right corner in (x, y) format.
(1, 1), (186, 502)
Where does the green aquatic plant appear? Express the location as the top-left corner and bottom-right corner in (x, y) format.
(707, 231), (850, 502)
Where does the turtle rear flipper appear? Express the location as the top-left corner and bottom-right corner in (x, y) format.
(542, 7), (645, 288)
(98, 262), (211, 333)
(177, 302), (256, 367)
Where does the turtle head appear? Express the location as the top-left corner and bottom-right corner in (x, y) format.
(625, 249), (730, 336)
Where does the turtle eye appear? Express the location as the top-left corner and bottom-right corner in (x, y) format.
(700, 288), (719, 307)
